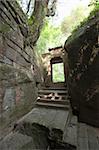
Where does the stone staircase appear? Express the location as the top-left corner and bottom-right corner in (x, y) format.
(36, 87), (70, 110)
(35, 86), (99, 150)
(0, 85), (99, 150)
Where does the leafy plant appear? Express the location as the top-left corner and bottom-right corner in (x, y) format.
(52, 63), (65, 83)
(61, 5), (92, 36)
(36, 19), (62, 54)
(71, 1), (99, 35)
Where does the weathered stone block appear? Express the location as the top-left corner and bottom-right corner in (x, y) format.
(64, 11), (99, 127)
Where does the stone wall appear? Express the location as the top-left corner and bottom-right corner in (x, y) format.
(64, 11), (99, 127)
(0, 0), (43, 121)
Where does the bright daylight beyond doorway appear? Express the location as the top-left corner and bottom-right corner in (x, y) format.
(52, 63), (65, 83)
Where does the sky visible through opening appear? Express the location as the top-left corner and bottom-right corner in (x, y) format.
(18, 0), (92, 54)
(19, 0), (91, 25)
(50, 0), (91, 26)
(36, 0), (92, 54)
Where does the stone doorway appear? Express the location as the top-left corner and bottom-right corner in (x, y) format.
(42, 46), (67, 87)
(51, 57), (65, 84)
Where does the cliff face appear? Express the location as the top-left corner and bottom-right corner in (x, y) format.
(64, 11), (99, 127)
(0, 0), (48, 122)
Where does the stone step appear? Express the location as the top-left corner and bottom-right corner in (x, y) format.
(37, 98), (70, 105)
(18, 107), (70, 132)
(36, 102), (70, 109)
(42, 86), (67, 90)
(38, 89), (68, 95)
(42, 82), (66, 89)
(38, 94), (68, 100)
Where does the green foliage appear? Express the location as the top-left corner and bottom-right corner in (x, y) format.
(61, 0), (99, 42)
(89, 0), (99, 6)
(71, 1), (99, 35)
(61, 5), (91, 36)
(52, 63), (65, 83)
(89, 0), (99, 16)
(28, 17), (34, 25)
(36, 19), (62, 54)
